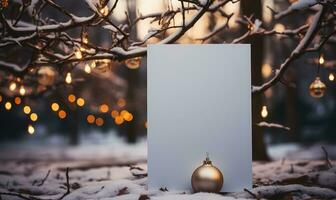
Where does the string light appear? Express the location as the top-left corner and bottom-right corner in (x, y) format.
(58, 110), (67, 119)
(95, 117), (104, 126)
(117, 98), (126, 107)
(27, 124), (35, 135)
(115, 115), (124, 125)
(318, 55), (324, 65)
(100, 104), (109, 113)
(123, 112), (133, 122)
(76, 97), (85, 107)
(262, 63), (272, 79)
(328, 73), (334, 81)
(65, 72), (72, 84)
(9, 82), (17, 91)
(74, 48), (82, 59)
(0, 95), (2, 103)
(274, 23), (285, 32)
(111, 110), (119, 118)
(51, 103), (60, 111)
(30, 113), (38, 121)
(68, 94), (76, 103)
(87, 114), (95, 124)
(261, 106), (268, 118)
(100, 6), (109, 16)
(82, 32), (89, 44)
(90, 60), (96, 68)
(23, 105), (31, 114)
(14, 97), (21, 105)
(4, 102), (12, 110)
(19, 85), (26, 96)
(84, 63), (91, 74)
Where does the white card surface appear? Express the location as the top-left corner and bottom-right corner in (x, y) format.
(147, 44), (252, 192)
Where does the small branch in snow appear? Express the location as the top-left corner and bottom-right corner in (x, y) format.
(321, 146), (333, 169)
(244, 188), (260, 199)
(33, 169), (51, 187)
(58, 167), (70, 200)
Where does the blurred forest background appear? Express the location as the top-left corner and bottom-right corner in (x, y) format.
(0, 0), (336, 160)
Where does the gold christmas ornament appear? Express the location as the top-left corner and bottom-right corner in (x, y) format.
(191, 153), (223, 193)
(37, 66), (57, 86)
(309, 76), (326, 98)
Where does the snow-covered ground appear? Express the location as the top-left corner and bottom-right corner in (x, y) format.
(0, 132), (335, 199)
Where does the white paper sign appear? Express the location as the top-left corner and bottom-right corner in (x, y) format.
(147, 44), (252, 192)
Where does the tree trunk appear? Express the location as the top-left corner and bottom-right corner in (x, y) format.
(241, 0), (269, 160)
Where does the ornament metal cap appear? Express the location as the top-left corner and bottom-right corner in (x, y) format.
(203, 152), (212, 165)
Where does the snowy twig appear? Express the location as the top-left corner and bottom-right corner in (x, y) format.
(58, 167), (70, 200)
(256, 122), (290, 131)
(321, 146), (333, 169)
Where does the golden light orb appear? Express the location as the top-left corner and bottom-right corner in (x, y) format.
(4, 102), (12, 110)
(100, 104), (109, 113)
(51, 103), (60, 112)
(76, 98), (85, 107)
(28, 124), (35, 135)
(191, 154), (224, 193)
(58, 110), (67, 119)
(14, 97), (21, 105)
(84, 63), (91, 74)
(90, 60), (96, 68)
(111, 110), (119, 118)
(95, 117), (104, 126)
(19, 85), (26, 96)
(261, 106), (268, 118)
(9, 82), (17, 91)
(309, 77), (326, 98)
(125, 57), (141, 69)
(82, 32), (89, 44)
(30, 113), (38, 121)
(319, 55), (325, 65)
(23, 106), (31, 114)
(100, 6), (109, 16)
(145, 121), (148, 128)
(87, 114), (95, 124)
(274, 23), (285, 32)
(115, 115), (124, 125)
(68, 94), (76, 103)
(65, 72), (72, 84)
(262, 63), (272, 79)
(123, 112), (133, 122)
(117, 98), (126, 107)
(328, 73), (334, 81)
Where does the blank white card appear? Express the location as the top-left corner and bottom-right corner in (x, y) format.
(147, 44), (252, 192)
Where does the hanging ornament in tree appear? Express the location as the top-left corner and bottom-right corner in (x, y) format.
(309, 77), (326, 98)
(191, 153), (223, 193)
(125, 57), (141, 69)
(37, 66), (57, 86)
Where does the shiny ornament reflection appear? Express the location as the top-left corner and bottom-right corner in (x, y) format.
(191, 154), (223, 193)
(309, 77), (326, 98)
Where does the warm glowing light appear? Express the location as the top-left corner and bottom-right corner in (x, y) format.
(65, 72), (72, 84)
(100, 104), (109, 113)
(261, 106), (268, 118)
(51, 103), (60, 111)
(0, 95), (2, 103)
(19, 85), (26, 96)
(125, 57), (141, 69)
(82, 32), (89, 44)
(100, 6), (109, 16)
(14, 97), (21, 105)
(124, 112), (133, 121)
(68, 94), (76, 103)
(74, 48), (82, 59)
(111, 110), (119, 118)
(309, 77), (326, 98)
(90, 61), (96, 68)
(115, 116), (124, 125)
(120, 110), (128, 117)
(9, 82), (17, 91)
(117, 98), (126, 107)
(319, 55), (325, 65)
(23, 106), (31, 114)
(262, 63), (272, 79)
(329, 73), (334, 81)
(76, 98), (85, 107)
(30, 113), (38, 121)
(274, 23), (285, 32)
(95, 117), (104, 126)
(84, 63), (91, 74)
(4, 102), (12, 110)
(28, 125), (35, 134)
(58, 110), (67, 119)
(87, 114), (95, 124)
